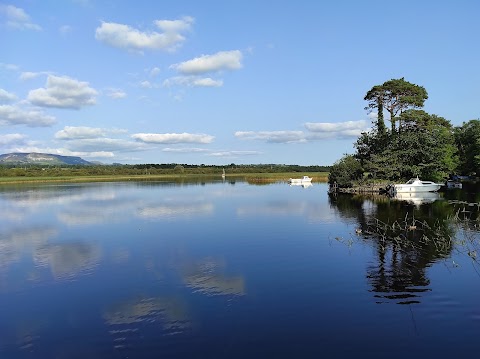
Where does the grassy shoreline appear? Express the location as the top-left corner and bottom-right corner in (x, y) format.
(0, 172), (330, 185)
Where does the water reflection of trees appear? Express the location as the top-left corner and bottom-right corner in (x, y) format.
(328, 192), (463, 304)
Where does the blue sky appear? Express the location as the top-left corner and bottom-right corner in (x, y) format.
(1, 0), (479, 165)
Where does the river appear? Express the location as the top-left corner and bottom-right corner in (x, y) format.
(0, 179), (479, 358)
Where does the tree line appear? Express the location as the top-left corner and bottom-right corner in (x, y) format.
(329, 77), (480, 187)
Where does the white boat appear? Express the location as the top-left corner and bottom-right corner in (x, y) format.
(391, 176), (442, 193)
(288, 176), (312, 185)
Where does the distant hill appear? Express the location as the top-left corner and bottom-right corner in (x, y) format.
(0, 152), (93, 166)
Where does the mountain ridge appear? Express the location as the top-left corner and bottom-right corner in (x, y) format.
(0, 152), (93, 166)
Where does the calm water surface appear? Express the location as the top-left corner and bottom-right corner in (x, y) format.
(0, 180), (479, 358)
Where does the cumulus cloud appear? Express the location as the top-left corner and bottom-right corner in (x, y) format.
(0, 105), (56, 127)
(19, 71), (51, 81)
(55, 126), (126, 140)
(55, 126), (105, 140)
(0, 4), (42, 31)
(132, 132), (214, 144)
(163, 76), (223, 88)
(64, 138), (146, 152)
(171, 50), (243, 75)
(20, 71), (40, 81)
(27, 75), (98, 109)
(304, 120), (369, 138)
(95, 16), (194, 52)
(0, 133), (27, 146)
(234, 131), (306, 143)
(0, 89), (17, 103)
(155, 16), (194, 32)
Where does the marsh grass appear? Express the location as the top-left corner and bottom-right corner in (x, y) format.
(341, 201), (480, 275)
(0, 172), (330, 185)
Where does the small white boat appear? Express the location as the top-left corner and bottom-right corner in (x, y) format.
(288, 176), (312, 185)
(391, 176), (442, 193)
(446, 180), (462, 189)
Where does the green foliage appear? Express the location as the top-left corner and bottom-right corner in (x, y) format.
(454, 119), (480, 175)
(358, 90), (458, 182)
(364, 77), (428, 133)
(328, 155), (363, 187)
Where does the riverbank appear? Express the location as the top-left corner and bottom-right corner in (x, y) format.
(329, 181), (390, 194)
(0, 172), (330, 185)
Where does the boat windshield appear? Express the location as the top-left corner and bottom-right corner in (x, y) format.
(406, 178), (417, 184)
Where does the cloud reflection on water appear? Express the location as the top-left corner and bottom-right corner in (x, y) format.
(33, 242), (101, 280)
(0, 226), (57, 271)
(103, 296), (192, 348)
(180, 257), (245, 297)
(137, 203), (214, 219)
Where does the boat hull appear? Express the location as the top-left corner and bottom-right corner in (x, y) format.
(288, 176), (312, 185)
(391, 177), (442, 193)
(393, 183), (441, 193)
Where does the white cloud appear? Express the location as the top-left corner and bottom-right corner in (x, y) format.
(75, 151), (114, 158)
(208, 150), (261, 157)
(59, 25), (72, 35)
(55, 126), (128, 140)
(19, 71), (51, 81)
(234, 131), (306, 143)
(20, 71), (40, 81)
(0, 89), (17, 103)
(55, 126), (105, 140)
(0, 133), (27, 146)
(162, 147), (210, 153)
(149, 67), (161, 77)
(304, 120), (369, 138)
(132, 132), (214, 144)
(304, 120), (368, 132)
(155, 16), (194, 33)
(95, 17), (193, 52)
(0, 62), (19, 71)
(140, 80), (154, 88)
(28, 75), (98, 109)
(106, 88), (127, 99)
(0, 4), (42, 31)
(65, 138), (146, 152)
(0, 105), (56, 127)
(163, 76), (223, 88)
(234, 121), (369, 145)
(171, 50), (243, 75)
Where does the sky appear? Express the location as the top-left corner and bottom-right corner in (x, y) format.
(1, 0), (479, 166)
